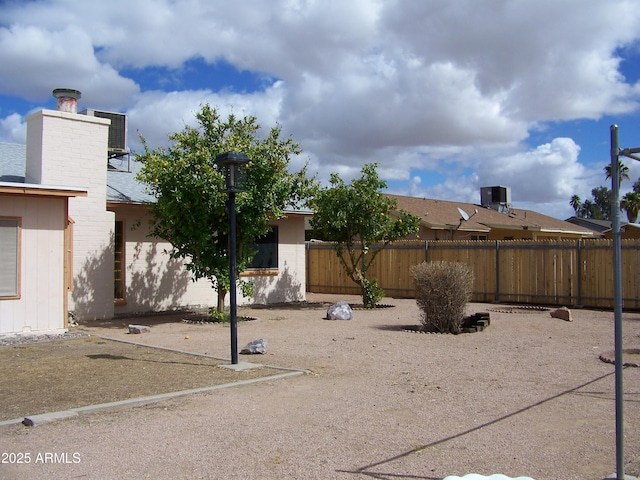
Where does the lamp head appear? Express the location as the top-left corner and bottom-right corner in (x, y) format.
(215, 152), (250, 192)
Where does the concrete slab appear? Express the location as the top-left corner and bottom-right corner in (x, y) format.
(219, 362), (264, 371)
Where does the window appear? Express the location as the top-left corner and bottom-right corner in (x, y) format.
(0, 218), (20, 298)
(471, 234), (487, 241)
(247, 226), (278, 270)
(114, 220), (125, 303)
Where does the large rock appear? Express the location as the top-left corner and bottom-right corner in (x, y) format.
(241, 338), (267, 354)
(550, 307), (572, 322)
(128, 324), (150, 334)
(326, 301), (353, 320)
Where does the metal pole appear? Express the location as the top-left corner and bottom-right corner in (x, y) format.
(610, 124), (624, 479)
(228, 191), (239, 364)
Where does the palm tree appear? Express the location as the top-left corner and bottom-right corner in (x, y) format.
(604, 160), (630, 187)
(621, 191), (640, 223)
(569, 195), (582, 216)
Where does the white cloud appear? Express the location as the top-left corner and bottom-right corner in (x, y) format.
(0, 113), (26, 143)
(2, 0), (640, 219)
(0, 24), (139, 109)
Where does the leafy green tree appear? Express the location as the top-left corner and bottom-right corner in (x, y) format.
(309, 163), (421, 307)
(590, 186), (612, 220)
(136, 104), (316, 313)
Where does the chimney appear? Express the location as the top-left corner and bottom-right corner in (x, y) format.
(52, 88), (82, 113)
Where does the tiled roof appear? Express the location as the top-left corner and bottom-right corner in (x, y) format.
(387, 194), (596, 236)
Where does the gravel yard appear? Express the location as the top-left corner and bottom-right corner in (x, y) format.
(0, 293), (639, 480)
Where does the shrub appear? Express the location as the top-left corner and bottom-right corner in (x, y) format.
(410, 261), (474, 334)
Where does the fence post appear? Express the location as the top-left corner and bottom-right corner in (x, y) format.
(495, 240), (500, 302)
(577, 239), (582, 307)
(424, 240), (428, 263)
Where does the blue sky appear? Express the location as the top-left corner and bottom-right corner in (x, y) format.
(2, 0), (640, 220)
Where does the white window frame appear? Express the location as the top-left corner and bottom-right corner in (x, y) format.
(0, 217), (21, 299)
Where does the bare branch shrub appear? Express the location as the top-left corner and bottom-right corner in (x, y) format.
(410, 261), (474, 334)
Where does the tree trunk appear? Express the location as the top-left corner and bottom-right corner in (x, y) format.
(217, 288), (227, 314)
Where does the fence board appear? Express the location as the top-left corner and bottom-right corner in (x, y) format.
(306, 239), (640, 309)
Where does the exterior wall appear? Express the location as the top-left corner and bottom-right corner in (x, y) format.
(26, 110), (115, 320)
(109, 205), (214, 315)
(0, 195), (67, 335)
(246, 214), (307, 304)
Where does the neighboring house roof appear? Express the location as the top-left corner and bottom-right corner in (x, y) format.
(387, 194), (597, 237)
(564, 216), (614, 233)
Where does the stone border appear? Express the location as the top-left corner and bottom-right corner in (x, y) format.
(599, 348), (640, 367)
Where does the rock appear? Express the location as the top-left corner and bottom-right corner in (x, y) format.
(128, 324), (150, 334)
(326, 301), (353, 320)
(241, 338), (267, 354)
(550, 307), (572, 322)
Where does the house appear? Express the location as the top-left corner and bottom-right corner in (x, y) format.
(603, 223), (640, 239)
(564, 216), (640, 240)
(564, 216), (612, 235)
(0, 92), (309, 335)
(387, 189), (598, 241)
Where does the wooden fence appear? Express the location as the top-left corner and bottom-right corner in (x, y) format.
(306, 239), (640, 310)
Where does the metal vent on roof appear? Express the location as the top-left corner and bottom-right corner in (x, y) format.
(80, 108), (130, 172)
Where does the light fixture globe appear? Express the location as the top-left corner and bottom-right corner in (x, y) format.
(215, 151), (249, 192)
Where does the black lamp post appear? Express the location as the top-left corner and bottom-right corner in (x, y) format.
(215, 151), (249, 364)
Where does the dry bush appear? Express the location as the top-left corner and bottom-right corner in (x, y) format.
(410, 261), (474, 334)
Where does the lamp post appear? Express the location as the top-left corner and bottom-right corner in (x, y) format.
(215, 151), (249, 365)
(607, 125), (640, 480)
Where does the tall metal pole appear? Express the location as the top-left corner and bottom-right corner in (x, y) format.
(610, 124), (625, 480)
(228, 191), (239, 365)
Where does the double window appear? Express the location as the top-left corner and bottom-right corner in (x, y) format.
(0, 218), (20, 298)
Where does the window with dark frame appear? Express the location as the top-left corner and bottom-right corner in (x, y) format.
(0, 218), (20, 298)
(247, 226), (278, 270)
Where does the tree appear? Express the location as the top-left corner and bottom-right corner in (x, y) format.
(136, 104), (316, 314)
(309, 163), (421, 307)
(570, 195), (582, 215)
(621, 191), (640, 223)
(590, 186), (612, 220)
(604, 160), (630, 187)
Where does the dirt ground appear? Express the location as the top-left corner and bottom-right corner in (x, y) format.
(0, 293), (639, 480)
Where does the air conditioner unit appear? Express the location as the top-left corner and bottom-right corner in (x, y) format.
(481, 186), (511, 212)
(80, 109), (128, 155)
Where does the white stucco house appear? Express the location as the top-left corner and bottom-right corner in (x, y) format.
(0, 96), (309, 336)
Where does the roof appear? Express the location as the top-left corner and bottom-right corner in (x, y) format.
(0, 142), (312, 214)
(0, 181), (87, 197)
(564, 216), (614, 233)
(0, 142), (154, 204)
(387, 194), (596, 237)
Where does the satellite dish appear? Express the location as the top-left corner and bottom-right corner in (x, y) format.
(457, 207), (470, 221)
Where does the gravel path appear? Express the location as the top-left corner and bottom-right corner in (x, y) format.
(0, 294), (639, 480)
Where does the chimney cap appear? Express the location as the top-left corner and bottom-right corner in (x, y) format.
(52, 88), (82, 100)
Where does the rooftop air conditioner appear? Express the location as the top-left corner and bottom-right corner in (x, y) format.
(80, 109), (128, 156)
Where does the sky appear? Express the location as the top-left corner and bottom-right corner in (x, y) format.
(2, 0), (640, 220)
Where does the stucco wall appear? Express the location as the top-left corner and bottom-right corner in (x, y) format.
(0, 195), (67, 335)
(109, 205), (215, 315)
(246, 214), (307, 304)
(26, 110), (115, 320)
